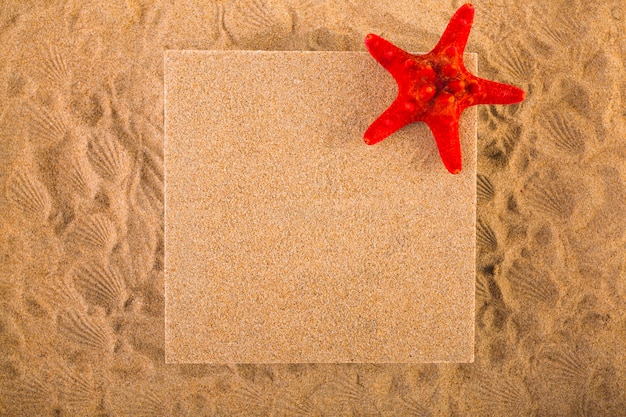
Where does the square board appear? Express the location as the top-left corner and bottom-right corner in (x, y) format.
(165, 50), (476, 363)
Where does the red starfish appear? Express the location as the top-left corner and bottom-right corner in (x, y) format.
(364, 3), (525, 174)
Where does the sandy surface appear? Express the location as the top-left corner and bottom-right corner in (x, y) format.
(164, 51), (475, 363)
(0, 0), (625, 415)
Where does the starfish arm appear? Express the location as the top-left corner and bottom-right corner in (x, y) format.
(471, 77), (526, 105)
(364, 33), (412, 73)
(431, 3), (474, 55)
(364, 97), (413, 145)
(425, 115), (462, 174)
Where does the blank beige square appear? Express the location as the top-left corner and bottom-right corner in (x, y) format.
(165, 51), (476, 363)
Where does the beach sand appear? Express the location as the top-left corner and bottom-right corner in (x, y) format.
(1, 0), (625, 415)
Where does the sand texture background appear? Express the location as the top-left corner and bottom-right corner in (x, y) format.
(0, 0), (625, 415)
